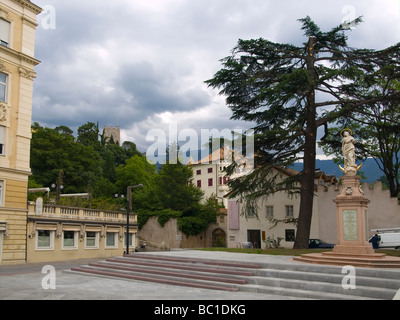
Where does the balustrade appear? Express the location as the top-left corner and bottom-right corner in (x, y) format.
(28, 203), (137, 223)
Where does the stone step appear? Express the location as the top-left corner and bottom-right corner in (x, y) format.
(254, 268), (400, 290)
(246, 275), (397, 300)
(69, 265), (240, 292)
(257, 261), (400, 280)
(293, 253), (400, 268)
(66, 253), (400, 299)
(106, 257), (256, 276)
(242, 284), (376, 300)
(88, 261), (247, 285)
(123, 253), (261, 269)
(73, 261), (391, 299)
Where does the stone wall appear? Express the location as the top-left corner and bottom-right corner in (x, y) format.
(317, 181), (400, 244)
(138, 216), (226, 249)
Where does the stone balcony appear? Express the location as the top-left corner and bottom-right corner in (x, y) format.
(27, 202), (137, 224)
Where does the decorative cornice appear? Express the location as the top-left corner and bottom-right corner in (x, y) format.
(0, 44), (40, 66)
(10, 0), (42, 15)
(0, 166), (32, 176)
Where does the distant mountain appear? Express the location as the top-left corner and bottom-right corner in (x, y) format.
(291, 158), (384, 183)
(163, 148), (385, 184)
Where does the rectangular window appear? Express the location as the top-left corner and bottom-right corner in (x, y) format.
(266, 206), (274, 219)
(0, 72), (7, 102)
(124, 233), (133, 248)
(196, 170), (201, 175)
(197, 180), (201, 188)
(36, 230), (54, 250)
(106, 232), (117, 248)
(0, 126), (5, 155)
(285, 229), (295, 242)
(285, 205), (294, 217)
(63, 230), (77, 249)
(85, 231), (99, 249)
(208, 178), (213, 187)
(208, 168), (213, 173)
(0, 19), (10, 47)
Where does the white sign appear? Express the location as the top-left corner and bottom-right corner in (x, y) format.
(36, 197), (43, 216)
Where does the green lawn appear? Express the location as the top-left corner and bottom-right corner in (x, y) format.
(198, 247), (400, 257)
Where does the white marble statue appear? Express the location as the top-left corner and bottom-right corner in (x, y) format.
(339, 129), (362, 175)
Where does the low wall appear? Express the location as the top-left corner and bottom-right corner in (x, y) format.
(317, 181), (400, 244)
(138, 217), (224, 249)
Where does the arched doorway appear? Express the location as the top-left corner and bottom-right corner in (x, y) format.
(212, 228), (226, 247)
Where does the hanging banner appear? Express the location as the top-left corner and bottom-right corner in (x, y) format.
(228, 200), (240, 230)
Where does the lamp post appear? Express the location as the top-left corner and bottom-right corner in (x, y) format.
(125, 184), (143, 255)
(114, 193), (125, 211)
(51, 183), (64, 204)
(51, 170), (64, 205)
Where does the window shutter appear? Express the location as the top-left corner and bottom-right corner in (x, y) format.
(0, 19), (10, 45)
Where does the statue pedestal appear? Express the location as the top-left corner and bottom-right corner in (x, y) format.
(294, 175), (400, 268)
(329, 175), (374, 256)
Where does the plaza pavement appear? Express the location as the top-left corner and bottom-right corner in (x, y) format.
(0, 250), (302, 300)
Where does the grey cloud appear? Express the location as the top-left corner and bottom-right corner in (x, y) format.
(117, 61), (211, 115)
(31, 0), (399, 145)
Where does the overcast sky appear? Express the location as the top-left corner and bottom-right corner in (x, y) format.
(32, 0), (399, 154)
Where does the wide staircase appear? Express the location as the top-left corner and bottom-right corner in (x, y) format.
(67, 253), (400, 300)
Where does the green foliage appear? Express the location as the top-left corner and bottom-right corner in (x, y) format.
(178, 216), (209, 237)
(319, 81), (400, 198)
(116, 155), (157, 193)
(30, 125), (101, 194)
(178, 195), (223, 236)
(264, 235), (284, 249)
(30, 124), (222, 237)
(30, 121), (141, 206)
(137, 209), (182, 229)
(155, 160), (204, 212)
(77, 122), (100, 149)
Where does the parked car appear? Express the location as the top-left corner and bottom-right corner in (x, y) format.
(308, 239), (335, 249)
(377, 232), (400, 249)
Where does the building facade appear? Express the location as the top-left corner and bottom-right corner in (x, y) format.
(190, 148), (399, 250)
(226, 172), (400, 249)
(0, 0), (41, 264)
(188, 147), (252, 206)
(26, 201), (138, 263)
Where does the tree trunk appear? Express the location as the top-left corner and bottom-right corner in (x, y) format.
(294, 36), (317, 249)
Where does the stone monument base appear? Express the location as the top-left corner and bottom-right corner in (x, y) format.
(294, 132), (400, 268)
(293, 251), (400, 268)
(330, 244), (375, 255)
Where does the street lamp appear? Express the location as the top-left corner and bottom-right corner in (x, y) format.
(51, 183), (64, 204)
(125, 184), (143, 255)
(114, 193), (125, 211)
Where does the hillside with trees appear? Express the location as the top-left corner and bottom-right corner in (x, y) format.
(29, 121), (222, 236)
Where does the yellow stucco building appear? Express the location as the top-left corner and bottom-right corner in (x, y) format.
(0, 0), (42, 264)
(26, 202), (138, 263)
